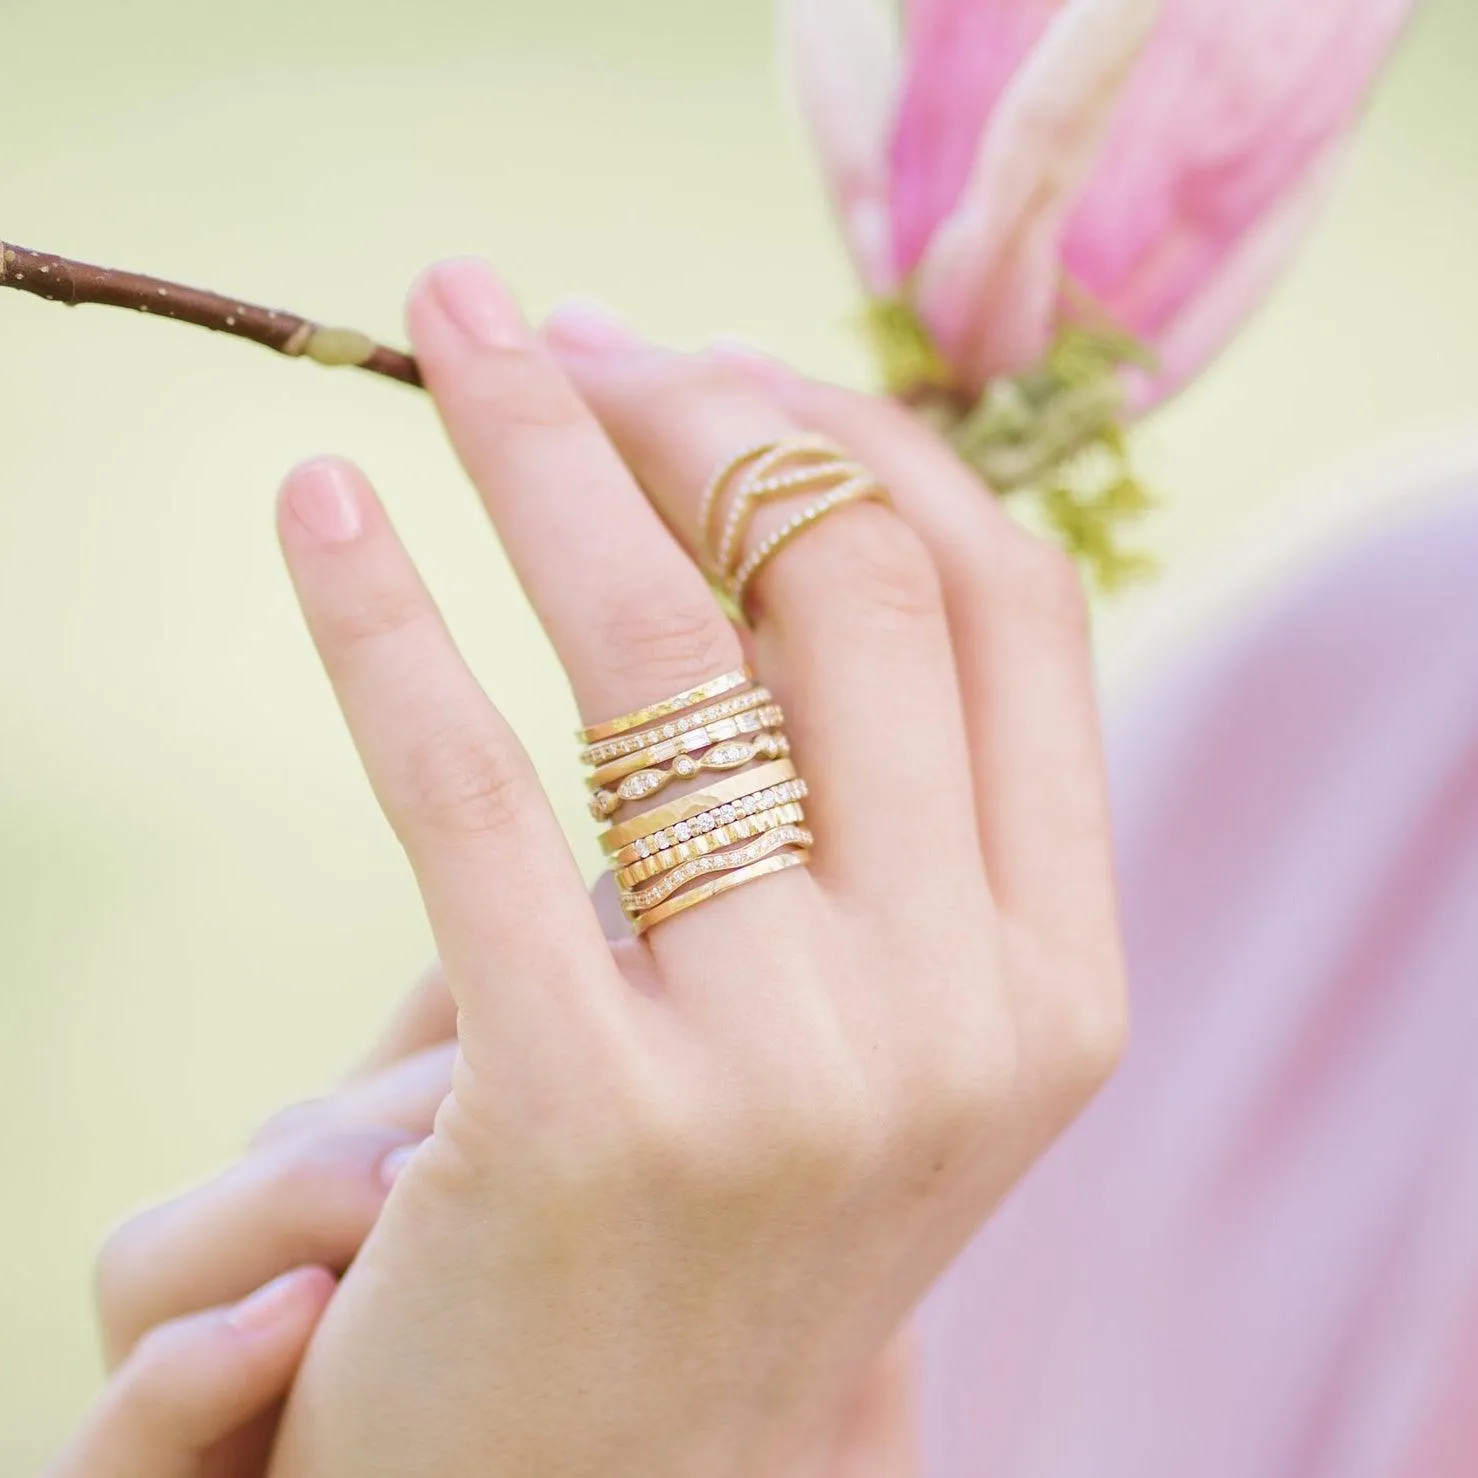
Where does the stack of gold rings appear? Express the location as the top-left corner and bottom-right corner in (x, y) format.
(578, 666), (812, 934)
(580, 435), (891, 932)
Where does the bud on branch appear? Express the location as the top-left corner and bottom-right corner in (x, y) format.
(0, 241), (422, 388)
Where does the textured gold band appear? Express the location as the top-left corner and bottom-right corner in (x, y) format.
(621, 826), (812, 913)
(614, 802), (806, 887)
(579, 689), (775, 768)
(630, 850), (810, 936)
(607, 776), (809, 868)
(577, 667), (753, 745)
(589, 733), (790, 820)
(599, 759), (798, 853)
(586, 706), (785, 790)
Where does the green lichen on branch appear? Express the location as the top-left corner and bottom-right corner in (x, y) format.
(865, 296), (1158, 590)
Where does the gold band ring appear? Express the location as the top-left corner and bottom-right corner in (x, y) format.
(630, 851), (810, 936)
(614, 802), (807, 888)
(599, 759), (798, 853)
(577, 667), (753, 745)
(607, 776), (809, 867)
(621, 825), (813, 913)
(585, 706), (785, 790)
(579, 688), (774, 767)
(589, 733), (790, 820)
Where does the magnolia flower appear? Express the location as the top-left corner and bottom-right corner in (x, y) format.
(783, 0), (1419, 582)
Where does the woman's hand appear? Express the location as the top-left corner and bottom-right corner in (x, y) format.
(265, 258), (1125, 1478)
(43, 1267), (335, 1478)
(83, 970), (456, 1478)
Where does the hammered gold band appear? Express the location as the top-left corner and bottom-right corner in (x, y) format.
(629, 851), (810, 936)
(614, 802), (807, 888)
(607, 777), (809, 868)
(599, 758), (798, 854)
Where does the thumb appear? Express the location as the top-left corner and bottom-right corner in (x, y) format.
(44, 1266), (334, 1478)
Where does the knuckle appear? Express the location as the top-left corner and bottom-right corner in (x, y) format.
(324, 580), (433, 649)
(1055, 973), (1130, 1102)
(592, 584), (736, 691)
(804, 509), (945, 629)
(909, 997), (1018, 1157)
(402, 721), (536, 839)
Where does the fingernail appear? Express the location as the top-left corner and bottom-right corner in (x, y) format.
(427, 258), (527, 349)
(380, 1142), (420, 1187)
(286, 459), (363, 543)
(543, 296), (643, 354)
(228, 1270), (306, 1333)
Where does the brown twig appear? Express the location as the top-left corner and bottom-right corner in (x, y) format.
(0, 241), (422, 388)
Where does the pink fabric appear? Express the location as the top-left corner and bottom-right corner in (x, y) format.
(921, 485), (1478, 1475)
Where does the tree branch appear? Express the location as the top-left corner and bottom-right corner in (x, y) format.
(0, 241), (422, 388)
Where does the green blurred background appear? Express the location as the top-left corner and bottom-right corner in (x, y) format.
(1, 1), (1474, 1466)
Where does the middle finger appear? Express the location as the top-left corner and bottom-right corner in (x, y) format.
(544, 307), (983, 901)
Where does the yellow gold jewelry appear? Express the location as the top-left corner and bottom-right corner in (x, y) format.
(730, 476), (892, 606)
(607, 776), (809, 867)
(714, 451), (864, 577)
(599, 759), (798, 854)
(579, 688), (773, 767)
(621, 825), (812, 913)
(614, 802), (806, 888)
(695, 440), (782, 558)
(589, 733), (790, 820)
(630, 851), (809, 936)
(585, 706), (785, 790)
(577, 668), (753, 745)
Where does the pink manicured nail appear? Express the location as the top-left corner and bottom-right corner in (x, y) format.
(428, 258), (526, 348)
(228, 1270), (306, 1333)
(380, 1142), (420, 1187)
(543, 297), (643, 353)
(286, 459), (362, 543)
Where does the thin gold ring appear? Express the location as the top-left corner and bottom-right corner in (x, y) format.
(607, 777), (809, 867)
(730, 478), (892, 605)
(579, 688), (773, 767)
(589, 733), (790, 819)
(715, 456), (864, 577)
(614, 802), (806, 887)
(621, 825), (812, 913)
(599, 759), (797, 853)
(630, 850), (810, 935)
(577, 668), (753, 745)
(585, 706), (785, 789)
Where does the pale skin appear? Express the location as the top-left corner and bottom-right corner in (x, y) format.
(50, 257), (1126, 1477)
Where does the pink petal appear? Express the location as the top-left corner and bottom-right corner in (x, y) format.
(1126, 144), (1346, 411)
(913, 0), (1162, 392)
(888, 0), (1063, 279)
(782, 0), (902, 294)
(1064, 0), (1420, 342)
